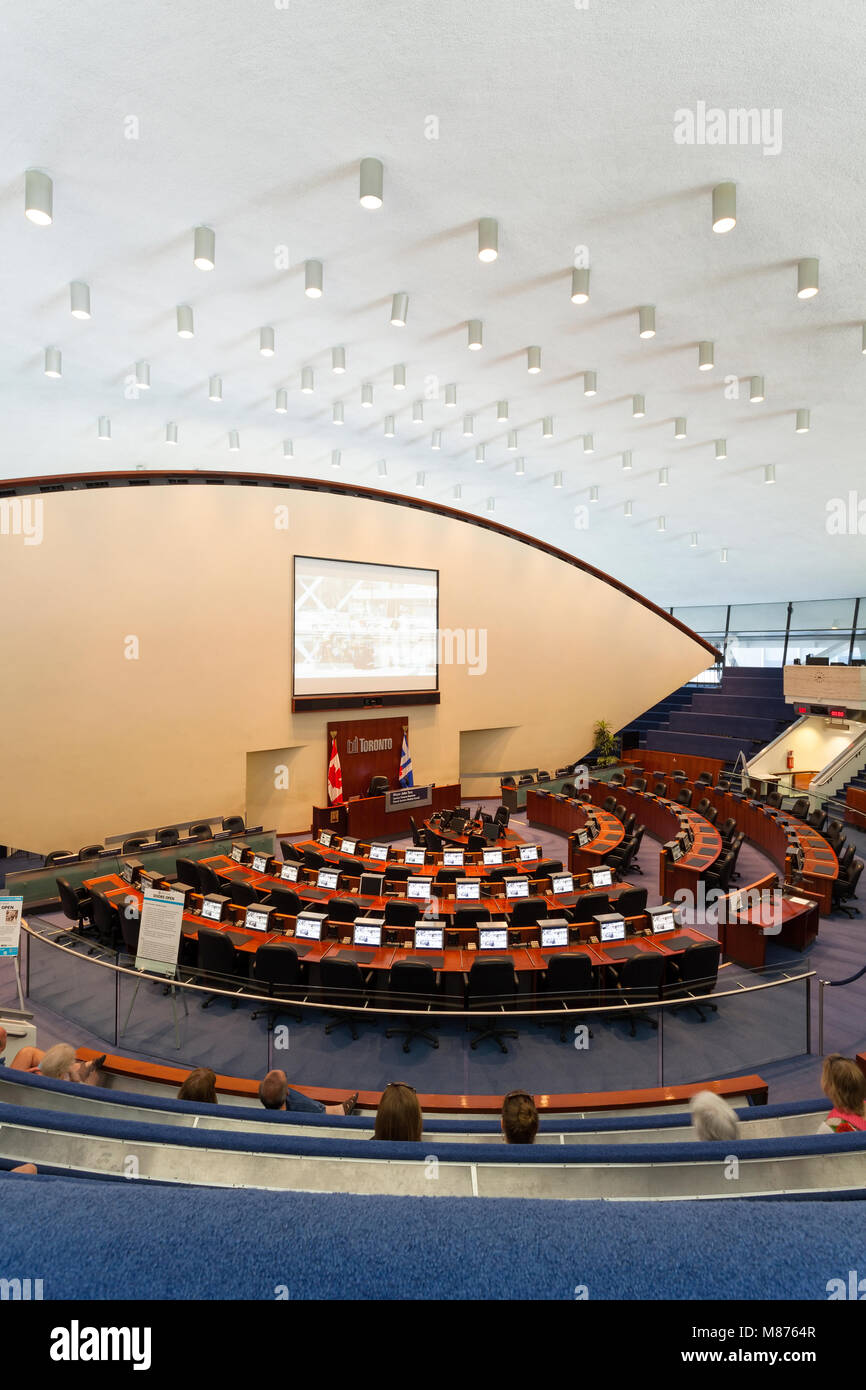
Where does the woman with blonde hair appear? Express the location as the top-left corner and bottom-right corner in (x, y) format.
(818, 1054), (866, 1133)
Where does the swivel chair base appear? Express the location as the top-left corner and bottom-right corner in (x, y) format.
(386, 1019), (439, 1053)
(468, 1020), (518, 1054)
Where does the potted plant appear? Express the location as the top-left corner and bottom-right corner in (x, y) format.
(592, 719), (621, 767)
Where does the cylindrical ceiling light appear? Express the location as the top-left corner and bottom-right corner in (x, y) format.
(275, 388), (288, 414)
(282, 439), (294, 459)
(507, 430), (518, 451)
(359, 156), (384, 209)
(515, 456), (525, 475)
(331, 449), (341, 468)
(377, 459), (387, 477)
(384, 415), (396, 437)
(797, 257), (819, 299)
(332, 346), (346, 373)
(208, 375), (222, 401)
(715, 439), (727, 460)
(486, 497), (495, 512)
(496, 400), (509, 421)
(43, 346), (61, 378)
(624, 500), (633, 517)
(301, 366), (314, 393)
(698, 340), (714, 370)
(135, 361), (151, 390)
(749, 375), (765, 403)
(571, 267), (590, 304)
(412, 400), (424, 422)
(674, 417), (686, 439)
(657, 516), (666, 532)
(861, 324), (866, 355)
(462, 414), (474, 437)
(304, 259), (323, 297)
(712, 182), (736, 234)
(431, 429), (442, 450)
(416, 471), (426, 488)
(583, 434), (594, 454)
(638, 305), (656, 338)
(632, 394), (646, 417)
(659, 467), (669, 486)
(475, 444), (485, 463)
(622, 450), (633, 470)
(444, 382), (457, 406)
(527, 345), (541, 373)
(542, 416), (553, 438)
(391, 293), (408, 326)
(468, 319), (483, 350)
(720, 547), (728, 563)
(453, 484), (462, 499)
(690, 532), (698, 547)
(394, 363), (407, 391)
(332, 401), (344, 425)
(584, 370), (597, 396)
(193, 225), (215, 270)
(478, 217), (499, 262)
(361, 382), (373, 408)
(553, 471), (563, 489)
(25, 169), (53, 225)
(176, 304), (194, 337)
(70, 282), (92, 320)
(165, 422), (178, 445)
(228, 430), (240, 451)
(764, 464), (776, 484)
(589, 485), (599, 503)
(259, 326), (275, 356)
(98, 416), (111, 440)
(795, 408), (810, 433)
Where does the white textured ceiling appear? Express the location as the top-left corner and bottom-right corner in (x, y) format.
(2, 0), (865, 606)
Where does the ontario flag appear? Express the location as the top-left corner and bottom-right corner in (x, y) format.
(327, 737), (343, 804)
(399, 729), (414, 787)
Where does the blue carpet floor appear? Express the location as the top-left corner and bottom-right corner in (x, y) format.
(1, 1175), (863, 1299)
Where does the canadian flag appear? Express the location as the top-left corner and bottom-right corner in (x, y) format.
(327, 736), (343, 804)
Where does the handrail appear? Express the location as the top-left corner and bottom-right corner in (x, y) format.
(810, 724), (866, 789)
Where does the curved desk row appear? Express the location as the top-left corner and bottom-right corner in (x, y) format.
(586, 781), (723, 899)
(525, 791), (625, 870)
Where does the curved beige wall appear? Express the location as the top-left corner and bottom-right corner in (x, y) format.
(0, 480), (713, 851)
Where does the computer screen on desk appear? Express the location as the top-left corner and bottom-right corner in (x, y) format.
(482, 848), (503, 866)
(519, 844), (539, 862)
(252, 853), (271, 874)
(479, 926), (508, 950)
(353, 919), (383, 947)
(318, 831), (333, 848)
(295, 913), (324, 940)
(369, 844), (389, 862)
(414, 924), (444, 950)
(550, 873), (574, 895)
(317, 868), (340, 891)
(406, 877), (433, 900)
(596, 914), (626, 943)
(404, 848), (426, 866)
(589, 866), (612, 888)
(574, 829), (590, 847)
(504, 876), (530, 899)
(360, 872), (384, 896)
(443, 849), (464, 866)
(280, 862), (300, 882)
(648, 905), (676, 934)
(540, 921), (569, 948)
(244, 906), (273, 933)
(200, 895), (229, 922)
(230, 844), (247, 864)
(455, 878), (481, 900)
(340, 838), (357, 855)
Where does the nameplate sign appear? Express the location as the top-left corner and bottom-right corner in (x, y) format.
(136, 888), (185, 977)
(385, 784), (433, 813)
(0, 898), (23, 957)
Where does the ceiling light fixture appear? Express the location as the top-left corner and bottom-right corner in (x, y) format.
(571, 267), (590, 304)
(259, 326), (275, 356)
(444, 382), (457, 406)
(135, 361), (151, 390)
(43, 346), (61, 378)
(468, 319), (483, 350)
(412, 400), (424, 423)
(283, 439), (294, 459)
(497, 400), (509, 421)
(165, 422), (178, 445)
(764, 463), (776, 484)
(98, 416), (111, 440)
(304, 259), (323, 297)
(508, 430), (518, 451)
(797, 257), (819, 299)
(193, 225), (215, 270)
(478, 217), (499, 262)
(359, 157), (384, 209)
(228, 430), (240, 451)
(462, 415), (474, 437)
(176, 304), (193, 337)
(475, 444), (485, 463)
(361, 382), (373, 408)
(715, 439), (727, 460)
(276, 389), (288, 414)
(431, 429), (442, 450)
(393, 363), (407, 390)
(674, 417), (686, 439)
(301, 366), (314, 393)
(515, 456), (525, 475)
(391, 293), (408, 327)
(622, 450), (633, 471)
(584, 370), (597, 396)
(712, 181), (736, 233)
(553, 471), (563, 489)
(638, 305), (656, 338)
(384, 415), (395, 437)
(583, 434), (594, 454)
(749, 376), (765, 403)
(698, 340), (714, 370)
(70, 282), (91, 320)
(24, 169), (53, 225)
(542, 417), (553, 438)
(332, 346), (346, 373)
(795, 408), (810, 433)
(332, 401), (344, 425)
(632, 394), (646, 418)
(208, 376), (222, 401)
(331, 449), (341, 468)
(527, 345), (541, 373)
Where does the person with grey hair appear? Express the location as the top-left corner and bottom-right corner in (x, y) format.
(689, 1090), (739, 1141)
(11, 1042), (103, 1084)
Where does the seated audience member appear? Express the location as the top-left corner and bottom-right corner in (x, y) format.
(373, 1083), (423, 1142)
(11, 1043), (104, 1084)
(690, 1090), (739, 1141)
(177, 1067), (218, 1104)
(9, 1164), (38, 1175)
(501, 1090), (539, 1144)
(818, 1054), (866, 1133)
(0, 1025), (6, 1065)
(258, 1070), (358, 1116)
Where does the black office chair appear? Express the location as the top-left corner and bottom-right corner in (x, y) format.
(338, 856), (359, 877)
(384, 865), (412, 884)
(517, 774), (534, 787)
(665, 942), (721, 1021)
(78, 844), (104, 860)
(325, 896), (358, 925)
(196, 927), (245, 1009)
(703, 804), (719, 826)
(44, 849), (74, 867)
(455, 905), (491, 930)
(654, 782), (668, 798)
(537, 771), (552, 782)
(608, 836), (638, 880)
(696, 798), (712, 818)
(609, 772), (625, 786)
(198, 863), (224, 895)
(319, 958), (373, 1039)
(303, 848), (325, 870)
(424, 827), (444, 852)
(807, 809), (827, 833)
(223, 816), (246, 835)
(188, 823), (213, 840)
(280, 841), (305, 863)
(468, 833), (487, 852)
(120, 905), (141, 957)
(789, 798), (810, 821)
(560, 782), (578, 797)
(465, 957), (519, 1053)
(175, 858), (202, 891)
(367, 776), (389, 796)
(676, 787), (693, 808)
(156, 827), (180, 846)
(703, 850), (736, 894)
(56, 876), (94, 944)
(765, 792), (783, 810)
(223, 880), (260, 908)
(500, 776), (517, 790)
(614, 804), (628, 825)
(263, 886), (302, 917)
(409, 816), (424, 847)
(385, 960), (440, 1052)
(89, 889), (122, 951)
(121, 837), (149, 854)
(612, 886), (648, 917)
(728, 832), (746, 878)
(838, 843), (856, 875)
(607, 953), (665, 1036)
(383, 899), (420, 927)
(535, 858), (563, 877)
(433, 868), (461, 886)
(510, 897), (548, 929)
(250, 943), (303, 1026)
(672, 770), (687, 782)
(622, 812), (637, 838)
(695, 771), (713, 787)
(493, 806), (510, 829)
(631, 777), (647, 793)
(718, 817), (737, 845)
(603, 796), (617, 813)
(832, 860), (863, 917)
(538, 954), (599, 1042)
(571, 892), (612, 924)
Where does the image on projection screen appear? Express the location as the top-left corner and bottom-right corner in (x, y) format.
(294, 556), (439, 696)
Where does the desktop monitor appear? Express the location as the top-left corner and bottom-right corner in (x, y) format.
(230, 843), (249, 864)
(455, 878), (481, 901)
(340, 838), (358, 855)
(504, 876), (530, 899)
(318, 831), (333, 848)
(251, 852), (272, 875)
(406, 877), (433, 900)
(648, 904), (677, 934)
(550, 872), (574, 895)
(595, 913), (626, 943)
(317, 868), (340, 891)
(369, 843), (389, 862)
(478, 926), (509, 951)
(360, 872), (385, 896)
(200, 894), (230, 923)
(540, 920), (570, 948)
(573, 829), (590, 848)
(244, 904), (276, 933)
(404, 848), (427, 866)
(280, 862), (300, 882)
(353, 918), (383, 948)
(518, 844), (539, 863)
(482, 821), (501, 843)
(589, 865), (613, 889)
(482, 848), (503, 866)
(414, 924), (445, 951)
(120, 858), (142, 885)
(665, 839), (683, 863)
(443, 849), (464, 867)
(295, 911), (326, 940)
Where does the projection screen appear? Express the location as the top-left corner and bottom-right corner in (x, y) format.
(293, 556), (439, 697)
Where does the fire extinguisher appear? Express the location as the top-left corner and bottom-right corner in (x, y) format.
(786, 749), (794, 771)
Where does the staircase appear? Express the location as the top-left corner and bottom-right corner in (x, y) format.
(620, 668), (797, 768)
